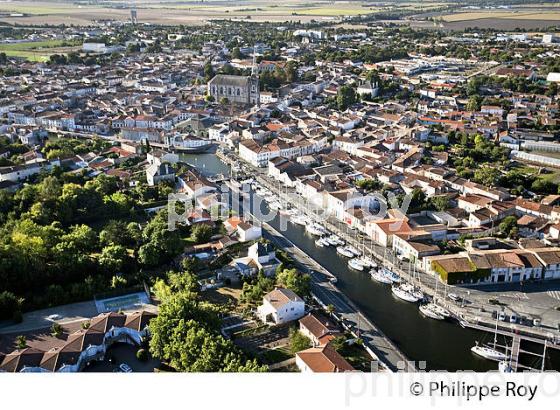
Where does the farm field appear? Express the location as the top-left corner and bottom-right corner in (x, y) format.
(0, 39), (80, 62)
(441, 11), (560, 22)
(0, 0), (446, 25)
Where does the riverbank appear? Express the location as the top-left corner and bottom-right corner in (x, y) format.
(205, 150), (560, 370)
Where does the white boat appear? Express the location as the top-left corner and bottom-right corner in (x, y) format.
(391, 285), (420, 303)
(380, 268), (401, 284)
(401, 283), (424, 301)
(359, 256), (377, 269)
(371, 269), (392, 284)
(337, 246), (355, 258)
(346, 246), (361, 256)
(329, 234), (343, 244)
(291, 214), (309, 226)
(431, 303), (451, 318)
(471, 317), (508, 362)
(314, 223), (326, 232)
(315, 237), (330, 247)
(329, 276), (338, 284)
(327, 235), (344, 246)
(315, 238), (326, 247)
(326, 237), (339, 246)
(471, 344), (508, 362)
(348, 258), (364, 271)
(306, 223), (326, 236)
(419, 303), (445, 320)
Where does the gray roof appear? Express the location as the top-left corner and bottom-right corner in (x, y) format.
(209, 74), (252, 87)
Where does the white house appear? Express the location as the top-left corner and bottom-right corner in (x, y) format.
(0, 159), (61, 183)
(237, 221), (262, 242)
(146, 163), (175, 186)
(231, 241), (282, 276)
(257, 287), (305, 325)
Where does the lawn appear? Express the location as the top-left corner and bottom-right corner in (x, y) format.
(511, 162), (560, 184)
(259, 346), (293, 364)
(0, 39), (80, 62)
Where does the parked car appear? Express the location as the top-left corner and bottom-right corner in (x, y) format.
(533, 318), (541, 327)
(448, 293), (461, 302)
(119, 363), (132, 373)
(498, 311), (506, 321)
(510, 314), (518, 323)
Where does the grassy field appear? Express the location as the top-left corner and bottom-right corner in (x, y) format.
(0, 39), (79, 62)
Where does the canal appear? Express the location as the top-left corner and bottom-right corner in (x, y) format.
(187, 153), (559, 371)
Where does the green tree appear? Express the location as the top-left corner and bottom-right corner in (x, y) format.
(430, 196), (450, 212)
(336, 85), (356, 111)
(138, 242), (161, 267)
(231, 47), (244, 59)
(203, 62), (215, 82)
(99, 220), (129, 246)
(276, 268), (311, 297)
(98, 245), (128, 273)
(289, 329), (311, 354)
(473, 167), (500, 187)
(531, 178), (558, 195)
(149, 291), (264, 372)
(466, 95), (482, 111)
(499, 216), (518, 238)
(191, 224), (213, 244)
(330, 335), (347, 352)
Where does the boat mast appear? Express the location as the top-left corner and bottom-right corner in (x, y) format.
(493, 315), (498, 349)
(541, 340), (547, 371)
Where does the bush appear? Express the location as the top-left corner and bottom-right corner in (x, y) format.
(136, 348), (149, 362)
(51, 322), (63, 338)
(0, 291), (22, 321)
